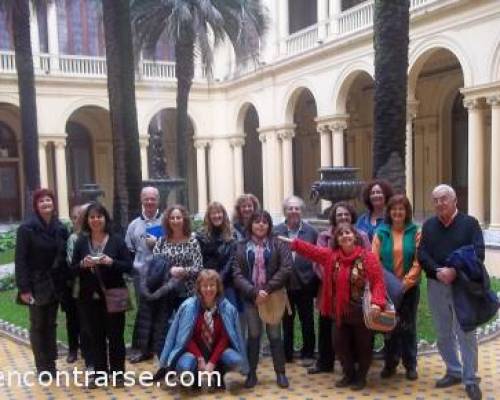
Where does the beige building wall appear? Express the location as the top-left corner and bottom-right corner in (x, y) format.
(2, 0), (500, 264)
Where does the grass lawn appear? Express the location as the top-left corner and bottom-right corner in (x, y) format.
(0, 249), (14, 265)
(0, 277), (499, 348)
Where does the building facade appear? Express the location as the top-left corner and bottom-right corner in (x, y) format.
(1, 0), (500, 266)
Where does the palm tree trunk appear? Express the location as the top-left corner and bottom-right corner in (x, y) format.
(12, 0), (40, 215)
(175, 29), (195, 207)
(102, 0), (142, 233)
(373, 0), (410, 192)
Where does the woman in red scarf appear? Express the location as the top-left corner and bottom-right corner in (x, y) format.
(278, 223), (386, 390)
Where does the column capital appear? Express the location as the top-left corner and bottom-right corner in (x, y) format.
(229, 137), (245, 147)
(316, 123), (331, 135)
(39, 139), (49, 148)
(53, 140), (66, 149)
(329, 119), (348, 132)
(463, 98), (481, 110)
(258, 132), (267, 143)
(277, 129), (295, 141)
(139, 135), (149, 147)
(487, 95), (500, 107)
(194, 139), (211, 149)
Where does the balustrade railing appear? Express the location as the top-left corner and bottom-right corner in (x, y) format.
(141, 60), (176, 80)
(338, 0), (374, 35)
(0, 51), (16, 73)
(58, 54), (107, 77)
(0, 0), (454, 82)
(286, 24), (319, 56)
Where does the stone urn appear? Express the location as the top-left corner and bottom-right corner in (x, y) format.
(79, 183), (105, 203)
(310, 167), (364, 218)
(142, 178), (185, 211)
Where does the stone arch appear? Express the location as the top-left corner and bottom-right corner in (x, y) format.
(408, 34), (473, 97)
(65, 105), (112, 210)
(58, 98), (109, 134)
(489, 36), (500, 81)
(282, 79), (319, 124)
(411, 47), (467, 219)
(141, 102), (199, 139)
(235, 98), (262, 134)
(332, 61), (374, 114)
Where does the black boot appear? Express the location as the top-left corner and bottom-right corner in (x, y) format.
(245, 337), (260, 388)
(269, 339), (288, 388)
(244, 371), (258, 388)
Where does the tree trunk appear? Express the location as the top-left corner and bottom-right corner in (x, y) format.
(373, 0), (410, 192)
(102, 0), (142, 233)
(12, 0), (40, 215)
(175, 29), (195, 207)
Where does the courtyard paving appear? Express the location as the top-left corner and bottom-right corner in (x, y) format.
(0, 333), (499, 399)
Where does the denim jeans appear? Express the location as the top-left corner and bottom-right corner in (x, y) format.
(176, 348), (243, 373)
(427, 278), (479, 385)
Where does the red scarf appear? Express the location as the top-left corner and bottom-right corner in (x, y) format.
(323, 246), (364, 324)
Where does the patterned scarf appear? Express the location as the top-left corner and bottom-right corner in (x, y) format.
(333, 246), (364, 325)
(201, 305), (217, 350)
(251, 236), (267, 290)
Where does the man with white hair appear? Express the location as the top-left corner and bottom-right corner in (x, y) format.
(418, 184), (484, 400)
(274, 195), (318, 366)
(125, 186), (162, 363)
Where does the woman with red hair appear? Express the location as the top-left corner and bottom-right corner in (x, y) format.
(15, 188), (69, 380)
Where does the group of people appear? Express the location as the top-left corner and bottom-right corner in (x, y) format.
(14, 181), (490, 399)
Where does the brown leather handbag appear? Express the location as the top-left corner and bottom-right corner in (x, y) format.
(95, 267), (131, 313)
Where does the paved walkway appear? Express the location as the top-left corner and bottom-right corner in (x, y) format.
(0, 334), (499, 399)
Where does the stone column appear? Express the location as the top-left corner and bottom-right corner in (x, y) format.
(266, 129), (282, 216)
(194, 140), (210, 215)
(278, 0), (289, 55)
(278, 128), (296, 199)
(38, 139), (49, 188)
(139, 136), (149, 180)
(230, 137), (245, 199)
(47, 0), (59, 72)
(53, 138), (69, 219)
(329, 117), (348, 166)
(488, 95), (500, 228)
(29, 1), (40, 70)
(258, 132), (269, 209)
(406, 100), (418, 205)
(329, 0), (342, 35)
(464, 98), (485, 224)
(317, 123), (332, 212)
(317, 0), (329, 41)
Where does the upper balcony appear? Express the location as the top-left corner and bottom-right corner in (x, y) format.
(0, 0), (462, 83)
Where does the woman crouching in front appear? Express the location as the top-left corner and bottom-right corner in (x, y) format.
(278, 223), (386, 390)
(153, 269), (248, 391)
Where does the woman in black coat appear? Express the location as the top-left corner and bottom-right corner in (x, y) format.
(71, 202), (132, 384)
(196, 201), (238, 308)
(15, 188), (69, 380)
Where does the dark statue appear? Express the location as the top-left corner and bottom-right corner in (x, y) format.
(143, 128), (185, 209)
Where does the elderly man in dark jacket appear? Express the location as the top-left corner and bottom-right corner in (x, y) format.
(417, 184), (484, 400)
(274, 195), (318, 365)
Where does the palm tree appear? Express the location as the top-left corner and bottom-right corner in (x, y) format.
(131, 0), (267, 206)
(0, 0), (41, 215)
(372, 0), (410, 192)
(101, 0), (142, 232)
